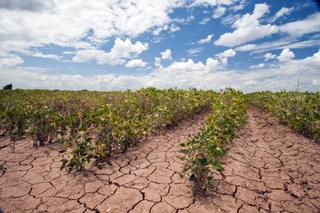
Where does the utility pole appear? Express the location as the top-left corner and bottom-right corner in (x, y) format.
(296, 79), (300, 92)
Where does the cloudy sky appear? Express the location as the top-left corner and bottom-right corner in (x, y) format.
(0, 0), (320, 92)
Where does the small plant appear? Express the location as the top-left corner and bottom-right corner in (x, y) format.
(180, 136), (225, 195)
(60, 131), (95, 172)
(180, 89), (246, 196)
(29, 106), (62, 147)
(5, 102), (29, 152)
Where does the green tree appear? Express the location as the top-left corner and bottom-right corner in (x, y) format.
(3, 84), (13, 90)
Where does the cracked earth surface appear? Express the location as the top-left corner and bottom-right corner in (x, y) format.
(0, 107), (320, 213)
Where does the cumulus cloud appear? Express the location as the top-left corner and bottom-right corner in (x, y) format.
(311, 49), (320, 61)
(72, 38), (148, 65)
(2, 49), (320, 92)
(277, 48), (295, 62)
(271, 7), (294, 22)
(0, 0), (181, 64)
(157, 57), (220, 73)
(154, 49), (172, 68)
(109, 38), (148, 58)
(215, 3), (278, 47)
(212, 6), (226, 19)
(125, 59), (147, 68)
(217, 49), (236, 58)
(264, 52), (276, 61)
(160, 49), (172, 60)
(198, 34), (213, 44)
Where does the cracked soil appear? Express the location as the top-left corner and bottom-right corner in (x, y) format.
(0, 107), (319, 213)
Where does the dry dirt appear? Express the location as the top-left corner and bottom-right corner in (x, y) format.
(0, 107), (319, 213)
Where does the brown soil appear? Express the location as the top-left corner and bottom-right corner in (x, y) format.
(0, 107), (319, 213)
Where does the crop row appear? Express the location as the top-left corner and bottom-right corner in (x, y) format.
(180, 89), (247, 196)
(0, 88), (216, 171)
(246, 91), (320, 141)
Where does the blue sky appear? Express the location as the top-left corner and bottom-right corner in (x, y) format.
(0, 0), (319, 92)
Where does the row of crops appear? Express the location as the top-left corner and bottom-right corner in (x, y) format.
(246, 91), (320, 141)
(180, 89), (247, 195)
(1, 88), (319, 195)
(0, 88), (216, 171)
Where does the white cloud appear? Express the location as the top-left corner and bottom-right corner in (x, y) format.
(199, 17), (210, 25)
(271, 7), (294, 22)
(3, 49), (320, 92)
(220, 14), (242, 25)
(250, 63), (265, 69)
(234, 13), (320, 53)
(279, 13), (320, 37)
(22, 50), (62, 60)
(160, 49), (172, 60)
(217, 49), (236, 58)
(215, 3), (278, 47)
(72, 38), (148, 65)
(232, 3), (269, 28)
(174, 15), (195, 24)
(0, 0), (181, 63)
(109, 38), (148, 58)
(236, 44), (256, 51)
(187, 47), (203, 56)
(212, 6), (226, 19)
(126, 59), (147, 68)
(0, 54), (24, 67)
(232, 0), (247, 11)
(311, 49), (320, 62)
(154, 49), (173, 68)
(191, 0), (236, 7)
(161, 59), (206, 72)
(158, 57), (220, 73)
(215, 49), (236, 64)
(264, 52), (276, 61)
(235, 36), (320, 53)
(154, 57), (162, 68)
(198, 34), (213, 44)
(72, 49), (121, 65)
(277, 48), (295, 62)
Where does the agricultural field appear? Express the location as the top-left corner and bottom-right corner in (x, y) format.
(0, 88), (319, 213)
(0, 88), (215, 170)
(246, 91), (320, 141)
(1, 0), (320, 212)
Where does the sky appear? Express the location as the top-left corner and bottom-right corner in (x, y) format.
(0, 0), (320, 92)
